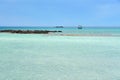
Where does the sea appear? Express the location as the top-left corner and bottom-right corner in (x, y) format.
(0, 26), (120, 80)
(0, 26), (120, 35)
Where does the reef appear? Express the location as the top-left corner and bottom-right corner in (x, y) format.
(0, 30), (62, 34)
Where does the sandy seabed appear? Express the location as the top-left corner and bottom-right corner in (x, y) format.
(0, 33), (120, 80)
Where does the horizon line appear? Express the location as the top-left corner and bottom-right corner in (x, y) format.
(0, 25), (120, 27)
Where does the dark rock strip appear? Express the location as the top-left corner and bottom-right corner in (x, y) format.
(0, 30), (62, 34)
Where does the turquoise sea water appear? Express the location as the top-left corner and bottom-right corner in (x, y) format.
(0, 27), (120, 80)
(0, 26), (120, 35)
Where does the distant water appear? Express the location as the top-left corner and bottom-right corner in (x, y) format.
(0, 26), (120, 80)
(0, 26), (120, 36)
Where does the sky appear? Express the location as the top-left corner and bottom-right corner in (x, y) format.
(0, 0), (120, 26)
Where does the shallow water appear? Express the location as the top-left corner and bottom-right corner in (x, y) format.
(0, 33), (120, 80)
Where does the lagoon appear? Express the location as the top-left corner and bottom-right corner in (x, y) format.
(0, 33), (120, 80)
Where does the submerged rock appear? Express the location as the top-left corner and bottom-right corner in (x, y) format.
(0, 30), (62, 34)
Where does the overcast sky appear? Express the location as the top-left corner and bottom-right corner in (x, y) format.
(0, 0), (120, 26)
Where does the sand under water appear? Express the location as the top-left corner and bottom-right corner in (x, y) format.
(0, 33), (120, 80)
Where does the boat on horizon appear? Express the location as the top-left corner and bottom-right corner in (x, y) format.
(55, 26), (64, 28)
(77, 25), (83, 29)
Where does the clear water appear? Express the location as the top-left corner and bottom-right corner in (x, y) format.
(0, 27), (120, 80)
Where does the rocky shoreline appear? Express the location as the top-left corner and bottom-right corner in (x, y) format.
(0, 30), (62, 34)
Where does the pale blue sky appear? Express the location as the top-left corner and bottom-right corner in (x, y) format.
(0, 0), (120, 26)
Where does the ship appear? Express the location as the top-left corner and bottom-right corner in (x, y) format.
(55, 26), (64, 28)
(77, 25), (83, 29)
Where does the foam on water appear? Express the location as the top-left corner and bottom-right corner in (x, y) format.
(0, 33), (120, 80)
